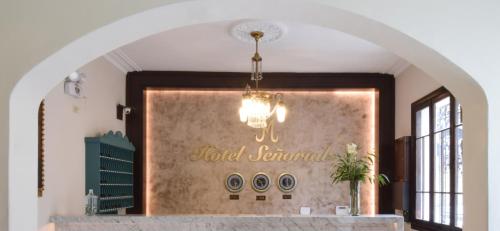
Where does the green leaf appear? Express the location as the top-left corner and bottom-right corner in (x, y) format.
(331, 143), (390, 187)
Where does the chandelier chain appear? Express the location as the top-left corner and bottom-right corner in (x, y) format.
(240, 31), (286, 128)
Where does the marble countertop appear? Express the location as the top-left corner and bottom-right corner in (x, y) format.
(51, 215), (404, 231)
(51, 214), (403, 223)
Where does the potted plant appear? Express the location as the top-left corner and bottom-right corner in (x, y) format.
(331, 143), (389, 216)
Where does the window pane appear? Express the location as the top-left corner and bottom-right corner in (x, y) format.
(416, 192), (430, 221)
(434, 193), (451, 225)
(434, 193), (442, 224)
(416, 107), (430, 137)
(434, 97), (450, 131)
(456, 125), (463, 193)
(456, 194), (463, 228)
(456, 103), (463, 125)
(416, 137), (430, 192)
(434, 130), (451, 193)
(455, 125), (464, 228)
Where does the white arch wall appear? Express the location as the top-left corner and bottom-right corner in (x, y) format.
(2, 0), (499, 230)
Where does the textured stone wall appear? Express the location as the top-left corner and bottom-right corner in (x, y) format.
(145, 90), (378, 215)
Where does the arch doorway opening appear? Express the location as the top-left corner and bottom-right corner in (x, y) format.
(8, 1), (487, 231)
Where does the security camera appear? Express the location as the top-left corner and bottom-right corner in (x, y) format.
(123, 107), (132, 115)
(116, 104), (132, 120)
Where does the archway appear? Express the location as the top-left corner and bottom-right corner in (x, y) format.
(9, 0), (488, 230)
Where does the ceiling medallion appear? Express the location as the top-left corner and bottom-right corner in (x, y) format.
(238, 31), (286, 129)
(230, 21), (286, 44)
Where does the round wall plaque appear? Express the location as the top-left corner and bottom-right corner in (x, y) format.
(251, 172), (271, 193)
(225, 173), (245, 193)
(277, 173), (297, 193)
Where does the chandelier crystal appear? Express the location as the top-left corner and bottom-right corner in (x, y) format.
(239, 31), (286, 128)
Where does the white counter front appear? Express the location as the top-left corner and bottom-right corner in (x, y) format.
(50, 214), (404, 231)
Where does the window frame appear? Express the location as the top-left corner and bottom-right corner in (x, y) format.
(410, 87), (462, 231)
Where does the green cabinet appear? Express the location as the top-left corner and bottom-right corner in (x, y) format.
(85, 131), (135, 214)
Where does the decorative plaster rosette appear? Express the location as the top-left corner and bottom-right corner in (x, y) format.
(230, 21), (287, 43)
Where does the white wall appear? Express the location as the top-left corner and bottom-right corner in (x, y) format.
(395, 66), (442, 231)
(37, 57), (125, 229)
(395, 66), (442, 138)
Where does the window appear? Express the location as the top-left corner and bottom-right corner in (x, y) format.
(411, 87), (463, 231)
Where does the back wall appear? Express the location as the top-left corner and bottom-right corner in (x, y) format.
(145, 89), (378, 215)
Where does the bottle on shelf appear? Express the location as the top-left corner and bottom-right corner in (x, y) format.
(85, 189), (98, 216)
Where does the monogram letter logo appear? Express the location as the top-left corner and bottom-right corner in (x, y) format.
(256, 121), (278, 143)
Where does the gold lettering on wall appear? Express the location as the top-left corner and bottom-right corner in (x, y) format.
(191, 145), (246, 162)
(255, 121), (278, 143)
(192, 144), (335, 162)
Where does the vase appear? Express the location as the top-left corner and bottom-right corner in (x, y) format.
(349, 181), (361, 216)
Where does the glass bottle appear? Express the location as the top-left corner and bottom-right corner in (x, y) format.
(85, 189), (98, 215)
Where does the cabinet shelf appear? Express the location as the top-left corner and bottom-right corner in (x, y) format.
(99, 206), (134, 213)
(86, 131), (135, 215)
(100, 183), (133, 186)
(101, 195), (133, 201)
(99, 170), (133, 175)
(100, 155), (134, 164)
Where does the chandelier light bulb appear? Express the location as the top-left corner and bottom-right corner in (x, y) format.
(276, 104), (286, 123)
(239, 107), (247, 123)
(242, 97), (252, 108)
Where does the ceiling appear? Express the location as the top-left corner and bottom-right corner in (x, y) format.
(105, 20), (409, 75)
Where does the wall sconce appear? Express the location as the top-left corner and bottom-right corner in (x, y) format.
(117, 104), (133, 120)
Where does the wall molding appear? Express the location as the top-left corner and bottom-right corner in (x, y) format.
(386, 59), (411, 77)
(104, 48), (142, 73)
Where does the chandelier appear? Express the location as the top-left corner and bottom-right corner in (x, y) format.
(239, 31), (286, 129)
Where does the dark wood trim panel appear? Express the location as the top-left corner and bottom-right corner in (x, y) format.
(126, 71), (395, 214)
(449, 96), (457, 228)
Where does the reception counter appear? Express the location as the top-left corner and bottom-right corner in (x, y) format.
(50, 215), (404, 231)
